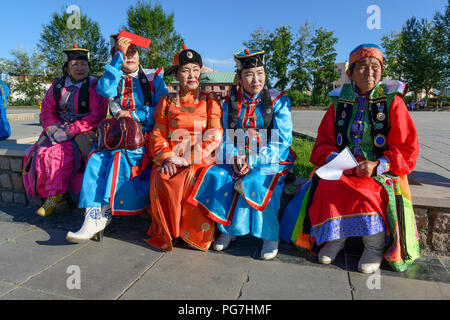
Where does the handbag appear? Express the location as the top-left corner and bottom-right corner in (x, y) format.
(96, 117), (146, 165)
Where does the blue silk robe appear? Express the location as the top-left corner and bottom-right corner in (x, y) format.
(78, 50), (168, 215)
(188, 89), (295, 241)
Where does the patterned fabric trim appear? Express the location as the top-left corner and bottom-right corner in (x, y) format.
(310, 213), (386, 245)
(376, 156), (390, 176)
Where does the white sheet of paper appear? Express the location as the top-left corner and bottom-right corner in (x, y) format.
(315, 147), (359, 180)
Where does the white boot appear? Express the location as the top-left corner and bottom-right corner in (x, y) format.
(261, 240), (279, 260)
(318, 237), (347, 264)
(66, 206), (112, 243)
(358, 232), (385, 273)
(213, 232), (235, 251)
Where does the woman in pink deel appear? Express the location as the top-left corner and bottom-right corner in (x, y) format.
(23, 45), (108, 217)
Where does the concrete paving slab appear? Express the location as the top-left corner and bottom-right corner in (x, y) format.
(350, 271), (450, 300)
(0, 228), (88, 284)
(0, 280), (16, 296)
(21, 236), (164, 300)
(0, 221), (37, 245)
(238, 260), (352, 300)
(1, 286), (76, 300)
(119, 246), (253, 300)
(345, 253), (450, 284)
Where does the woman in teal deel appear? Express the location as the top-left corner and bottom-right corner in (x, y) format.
(0, 79), (11, 141)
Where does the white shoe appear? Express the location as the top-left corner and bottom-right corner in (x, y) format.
(261, 240), (279, 260)
(358, 232), (385, 273)
(318, 237), (347, 264)
(66, 206), (112, 243)
(213, 233), (235, 251)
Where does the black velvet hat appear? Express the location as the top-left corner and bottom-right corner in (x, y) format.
(165, 45), (203, 76)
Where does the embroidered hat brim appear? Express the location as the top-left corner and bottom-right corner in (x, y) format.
(349, 44), (383, 67)
(234, 49), (265, 70)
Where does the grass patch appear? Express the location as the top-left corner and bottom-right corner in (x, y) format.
(290, 136), (316, 178)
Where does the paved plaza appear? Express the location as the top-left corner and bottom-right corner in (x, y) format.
(0, 108), (449, 301)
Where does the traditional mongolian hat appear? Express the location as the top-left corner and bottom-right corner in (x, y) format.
(62, 44), (90, 62)
(164, 45), (203, 76)
(234, 49), (265, 71)
(349, 44), (384, 67)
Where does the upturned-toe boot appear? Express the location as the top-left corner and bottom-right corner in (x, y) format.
(66, 206), (112, 243)
(36, 194), (63, 217)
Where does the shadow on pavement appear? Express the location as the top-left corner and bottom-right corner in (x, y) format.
(410, 171), (450, 188)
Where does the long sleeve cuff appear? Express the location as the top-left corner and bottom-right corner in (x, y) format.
(376, 156), (390, 176)
(326, 151), (339, 163)
(110, 49), (125, 70)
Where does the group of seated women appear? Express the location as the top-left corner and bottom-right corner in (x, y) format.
(21, 32), (420, 274)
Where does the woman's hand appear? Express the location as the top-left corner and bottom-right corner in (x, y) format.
(344, 160), (379, 177)
(45, 124), (59, 137)
(231, 155), (249, 177)
(116, 37), (132, 55)
(53, 127), (72, 142)
(160, 156), (189, 177)
(116, 110), (132, 119)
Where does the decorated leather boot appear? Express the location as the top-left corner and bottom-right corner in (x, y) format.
(66, 206), (112, 243)
(36, 194), (63, 217)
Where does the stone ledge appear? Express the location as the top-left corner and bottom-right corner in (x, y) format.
(410, 184), (450, 209)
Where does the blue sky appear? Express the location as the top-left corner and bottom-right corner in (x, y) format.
(0, 0), (447, 71)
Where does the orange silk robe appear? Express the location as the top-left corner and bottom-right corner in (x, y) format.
(145, 90), (223, 251)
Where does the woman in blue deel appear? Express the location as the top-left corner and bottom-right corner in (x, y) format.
(188, 49), (295, 260)
(0, 79), (11, 141)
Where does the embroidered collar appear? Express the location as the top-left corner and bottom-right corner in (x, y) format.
(65, 76), (87, 88)
(123, 67), (140, 79)
(242, 90), (261, 105)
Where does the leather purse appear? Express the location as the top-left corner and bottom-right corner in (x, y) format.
(96, 117), (145, 151)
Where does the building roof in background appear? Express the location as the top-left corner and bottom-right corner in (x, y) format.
(201, 72), (236, 84)
(170, 71), (236, 85)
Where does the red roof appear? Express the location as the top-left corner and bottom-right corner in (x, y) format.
(201, 66), (216, 72)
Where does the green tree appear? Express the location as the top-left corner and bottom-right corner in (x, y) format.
(431, 1), (449, 90)
(381, 31), (404, 80)
(5, 47), (47, 105)
(306, 27), (339, 105)
(289, 22), (313, 93)
(266, 25), (294, 91)
(400, 17), (442, 100)
(123, 0), (184, 82)
(37, 7), (109, 78)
